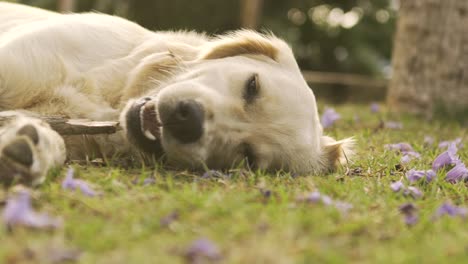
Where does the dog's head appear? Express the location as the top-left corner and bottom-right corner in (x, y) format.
(121, 30), (352, 173)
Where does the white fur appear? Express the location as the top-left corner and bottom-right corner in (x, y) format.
(0, 2), (352, 176)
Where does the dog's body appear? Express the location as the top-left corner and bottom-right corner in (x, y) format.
(0, 2), (352, 185)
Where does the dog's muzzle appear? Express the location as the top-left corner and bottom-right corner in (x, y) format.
(124, 97), (164, 156)
(159, 99), (205, 144)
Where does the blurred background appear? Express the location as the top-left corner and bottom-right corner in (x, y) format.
(7, 0), (397, 103)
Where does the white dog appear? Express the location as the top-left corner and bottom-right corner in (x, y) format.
(0, 2), (352, 186)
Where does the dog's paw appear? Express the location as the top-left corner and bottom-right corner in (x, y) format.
(0, 125), (40, 186)
(0, 117), (66, 187)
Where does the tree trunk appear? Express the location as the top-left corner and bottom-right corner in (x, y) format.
(240, 0), (263, 29)
(387, 0), (468, 119)
(57, 0), (75, 13)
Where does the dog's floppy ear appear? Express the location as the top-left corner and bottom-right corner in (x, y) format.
(121, 52), (180, 101)
(199, 30), (279, 61)
(321, 136), (354, 171)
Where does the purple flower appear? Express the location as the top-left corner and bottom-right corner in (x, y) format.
(201, 170), (230, 179)
(438, 138), (463, 149)
(432, 143), (459, 171)
(321, 108), (341, 128)
(384, 121), (403, 130)
(424, 136), (435, 146)
(405, 186), (423, 199)
(334, 201), (353, 214)
(385, 142), (414, 153)
(370, 102), (380, 113)
(399, 203), (418, 226)
(160, 211), (179, 227)
(62, 168), (97, 197)
(2, 189), (62, 229)
(260, 189), (272, 199)
(143, 176), (156, 186)
(184, 238), (221, 263)
(404, 214), (419, 226)
(390, 181), (423, 199)
(400, 151), (421, 164)
(298, 191), (352, 213)
(400, 155), (413, 164)
(321, 195), (333, 206)
(445, 162), (468, 183)
(434, 203), (468, 219)
(385, 142), (422, 164)
(406, 169), (436, 183)
(390, 181), (404, 192)
(304, 191), (321, 203)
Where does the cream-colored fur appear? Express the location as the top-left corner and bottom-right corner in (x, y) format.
(0, 2), (352, 184)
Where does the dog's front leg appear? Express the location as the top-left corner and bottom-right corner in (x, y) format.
(0, 114), (66, 187)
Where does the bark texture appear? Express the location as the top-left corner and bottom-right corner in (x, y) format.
(388, 0), (468, 118)
(240, 0), (263, 29)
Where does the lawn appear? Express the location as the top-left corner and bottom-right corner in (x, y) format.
(1, 104), (467, 264)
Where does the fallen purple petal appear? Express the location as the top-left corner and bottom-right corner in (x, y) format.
(400, 155), (413, 164)
(390, 181), (424, 199)
(321, 195), (333, 206)
(390, 181), (404, 192)
(384, 121), (403, 130)
(260, 189), (272, 199)
(334, 201), (353, 214)
(405, 186), (423, 199)
(321, 107), (341, 128)
(370, 102), (380, 113)
(424, 136), (434, 146)
(438, 138), (463, 149)
(445, 162), (468, 183)
(404, 214), (419, 226)
(406, 169), (436, 183)
(385, 143), (421, 164)
(160, 211), (179, 227)
(62, 168), (97, 197)
(399, 151), (421, 164)
(434, 202), (468, 219)
(404, 151), (421, 159)
(399, 203), (417, 214)
(201, 170), (230, 179)
(2, 189), (62, 229)
(399, 203), (418, 226)
(184, 238), (221, 263)
(385, 142), (414, 152)
(432, 143), (459, 171)
(143, 176), (156, 186)
(299, 191), (352, 213)
(302, 191), (321, 203)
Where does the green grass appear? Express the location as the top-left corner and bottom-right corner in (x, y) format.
(1, 104), (467, 263)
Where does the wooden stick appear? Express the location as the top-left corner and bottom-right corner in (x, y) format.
(0, 113), (120, 135)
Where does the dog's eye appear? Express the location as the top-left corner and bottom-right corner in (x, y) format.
(243, 143), (257, 169)
(244, 74), (259, 103)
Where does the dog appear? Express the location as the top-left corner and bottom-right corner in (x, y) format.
(0, 2), (352, 186)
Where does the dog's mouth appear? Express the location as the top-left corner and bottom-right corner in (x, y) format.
(140, 100), (161, 141)
(124, 97), (164, 157)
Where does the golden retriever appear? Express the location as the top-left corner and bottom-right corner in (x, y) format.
(0, 2), (352, 185)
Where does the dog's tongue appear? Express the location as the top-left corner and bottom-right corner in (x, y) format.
(140, 101), (161, 141)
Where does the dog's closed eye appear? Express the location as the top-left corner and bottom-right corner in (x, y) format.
(243, 74), (259, 104)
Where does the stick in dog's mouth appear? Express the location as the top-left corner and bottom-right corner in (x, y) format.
(124, 98), (164, 156)
(140, 100), (161, 141)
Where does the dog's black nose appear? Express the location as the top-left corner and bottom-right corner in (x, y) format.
(164, 100), (204, 144)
